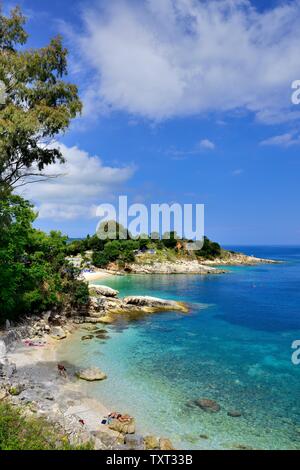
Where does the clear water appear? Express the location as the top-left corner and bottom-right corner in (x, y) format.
(60, 246), (300, 449)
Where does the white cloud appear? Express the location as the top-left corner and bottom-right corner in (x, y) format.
(18, 143), (135, 220)
(260, 132), (300, 147)
(74, 0), (300, 122)
(199, 139), (215, 150)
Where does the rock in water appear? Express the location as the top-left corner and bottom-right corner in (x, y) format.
(123, 295), (187, 312)
(76, 367), (107, 381)
(159, 438), (175, 450)
(196, 398), (221, 413)
(81, 335), (94, 341)
(89, 285), (119, 298)
(51, 327), (67, 340)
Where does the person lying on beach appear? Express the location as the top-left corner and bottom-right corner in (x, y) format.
(57, 364), (67, 378)
(106, 412), (133, 423)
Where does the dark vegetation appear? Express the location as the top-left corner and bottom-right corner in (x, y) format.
(67, 226), (223, 268)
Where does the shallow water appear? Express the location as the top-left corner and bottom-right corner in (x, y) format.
(60, 246), (300, 449)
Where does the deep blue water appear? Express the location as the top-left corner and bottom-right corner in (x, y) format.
(60, 246), (300, 449)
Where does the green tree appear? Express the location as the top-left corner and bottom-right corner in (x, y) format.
(0, 195), (89, 323)
(0, 7), (82, 191)
(196, 236), (221, 259)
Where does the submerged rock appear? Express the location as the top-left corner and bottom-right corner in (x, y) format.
(227, 410), (242, 418)
(95, 333), (110, 340)
(196, 398), (221, 413)
(81, 335), (94, 341)
(76, 367), (107, 381)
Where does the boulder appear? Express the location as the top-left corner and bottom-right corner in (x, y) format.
(123, 295), (187, 312)
(76, 367), (107, 381)
(81, 335), (94, 341)
(159, 438), (175, 450)
(89, 285), (119, 298)
(196, 398), (221, 413)
(108, 417), (135, 434)
(144, 435), (159, 450)
(92, 430), (124, 448)
(51, 327), (67, 340)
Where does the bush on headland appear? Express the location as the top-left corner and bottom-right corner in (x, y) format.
(67, 225), (224, 269)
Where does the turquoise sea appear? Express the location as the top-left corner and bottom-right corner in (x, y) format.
(60, 246), (300, 449)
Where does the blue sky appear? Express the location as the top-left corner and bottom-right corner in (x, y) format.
(8, 0), (300, 244)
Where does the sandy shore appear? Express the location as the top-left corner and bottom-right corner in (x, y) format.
(81, 269), (114, 282)
(5, 332), (125, 448)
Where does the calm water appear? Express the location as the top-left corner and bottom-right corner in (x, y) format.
(60, 246), (300, 449)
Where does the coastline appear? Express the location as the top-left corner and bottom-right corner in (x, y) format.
(3, 329), (124, 448)
(81, 269), (115, 282)
(0, 253), (284, 450)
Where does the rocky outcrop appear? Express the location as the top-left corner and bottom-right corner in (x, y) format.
(144, 435), (159, 450)
(108, 417), (135, 434)
(124, 295), (188, 312)
(159, 437), (175, 450)
(86, 289), (189, 322)
(51, 326), (67, 340)
(199, 252), (278, 266)
(76, 367), (107, 381)
(125, 260), (225, 275)
(89, 285), (119, 298)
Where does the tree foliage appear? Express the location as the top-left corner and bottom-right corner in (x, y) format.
(0, 6), (82, 190)
(0, 195), (89, 324)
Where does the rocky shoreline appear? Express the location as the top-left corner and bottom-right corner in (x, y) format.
(101, 252), (277, 276)
(0, 289), (187, 450)
(199, 251), (278, 266)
